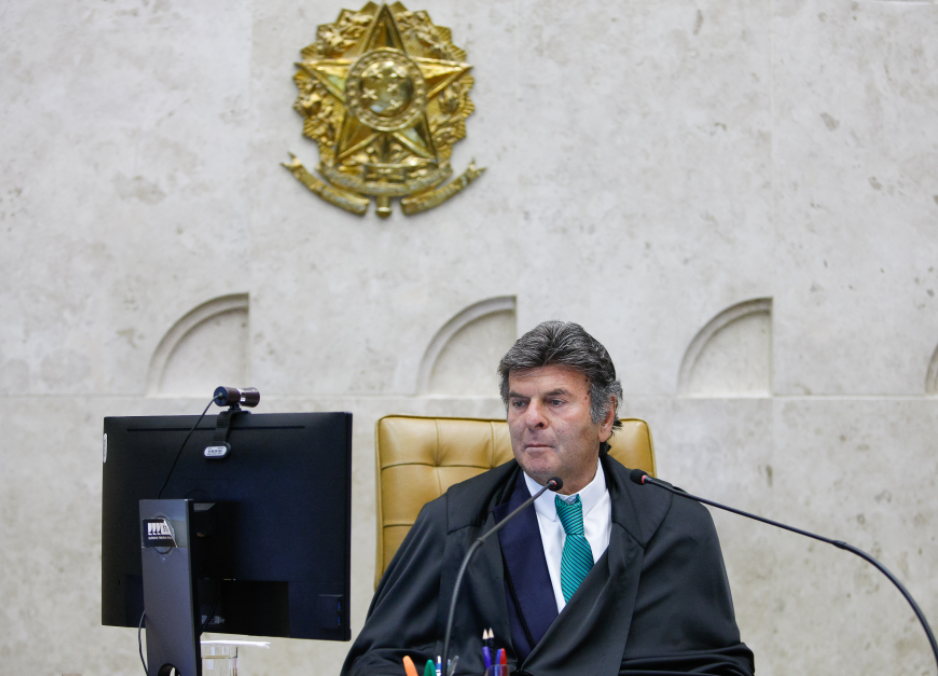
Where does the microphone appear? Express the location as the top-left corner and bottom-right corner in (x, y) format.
(213, 386), (260, 408)
(441, 476), (563, 675)
(629, 469), (938, 673)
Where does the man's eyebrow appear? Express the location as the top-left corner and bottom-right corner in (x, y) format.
(544, 388), (571, 397)
(507, 388), (572, 399)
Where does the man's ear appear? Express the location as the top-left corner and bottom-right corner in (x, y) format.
(598, 397), (616, 442)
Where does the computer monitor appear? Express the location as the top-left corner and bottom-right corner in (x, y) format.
(101, 410), (353, 670)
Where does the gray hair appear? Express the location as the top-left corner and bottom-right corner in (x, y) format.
(497, 320), (623, 432)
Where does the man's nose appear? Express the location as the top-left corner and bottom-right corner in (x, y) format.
(524, 401), (547, 428)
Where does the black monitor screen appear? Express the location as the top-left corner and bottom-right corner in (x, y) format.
(102, 411), (352, 642)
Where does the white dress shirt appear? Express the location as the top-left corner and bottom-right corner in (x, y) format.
(522, 461), (612, 612)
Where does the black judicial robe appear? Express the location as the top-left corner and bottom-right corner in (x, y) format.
(341, 454), (755, 676)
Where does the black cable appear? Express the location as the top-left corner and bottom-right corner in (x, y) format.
(157, 398), (215, 498)
(138, 610), (148, 675)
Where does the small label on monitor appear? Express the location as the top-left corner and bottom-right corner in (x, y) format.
(204, 445), (230, 459)
(143, 519), (177, 548)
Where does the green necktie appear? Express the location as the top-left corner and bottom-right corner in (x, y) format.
(555, 495), (594, 603)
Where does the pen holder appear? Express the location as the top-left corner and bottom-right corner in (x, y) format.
(483, 667), (510, 676)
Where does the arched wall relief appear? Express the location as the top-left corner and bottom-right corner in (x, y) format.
(678, 298), (773, 397)
(418, 296), (517, 396)
(926, 343), (938, 395)
(146, 293), (250, 397)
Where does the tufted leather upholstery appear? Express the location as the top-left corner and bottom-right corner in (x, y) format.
(374, 415), (657, 587)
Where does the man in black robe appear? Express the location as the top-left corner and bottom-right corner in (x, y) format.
(342, 321), (755, 676)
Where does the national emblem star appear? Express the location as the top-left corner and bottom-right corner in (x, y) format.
(284, 2), (484, 218)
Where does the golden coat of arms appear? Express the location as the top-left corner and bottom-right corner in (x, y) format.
(283, 2), (484, 218)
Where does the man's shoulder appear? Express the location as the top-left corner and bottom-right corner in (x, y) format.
(435, 460), (519, 534)
(604, 455), (719, 548)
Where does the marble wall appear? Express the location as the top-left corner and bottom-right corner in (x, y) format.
(1, 0), (936, 674)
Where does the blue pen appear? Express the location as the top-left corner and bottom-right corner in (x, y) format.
(481, 629), (493, 672)
(436, 655), (442, 676)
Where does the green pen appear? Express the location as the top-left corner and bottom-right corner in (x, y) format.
(424, 659), (436, 676)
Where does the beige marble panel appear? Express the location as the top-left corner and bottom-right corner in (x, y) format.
(427, 309), (517, 396)
(680, 299), (773, 396)
(157, 307), (249, 396)
(508, 0), (775, 396)
(771, 0), (938, 395)
(761, 397), (938, 676)
(0, 0), (254, 397)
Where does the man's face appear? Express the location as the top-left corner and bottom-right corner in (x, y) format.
(507, 365), (615, 495)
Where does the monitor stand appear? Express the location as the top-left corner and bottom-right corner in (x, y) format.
(140, 499), (201, 676)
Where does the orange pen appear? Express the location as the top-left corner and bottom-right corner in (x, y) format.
(403, 655), (420, 676)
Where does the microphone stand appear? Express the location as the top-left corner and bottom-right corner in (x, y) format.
(440, 477), (562, 676)
(630, 469), (938, 675)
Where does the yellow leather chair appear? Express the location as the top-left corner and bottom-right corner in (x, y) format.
(374, 415), (657, 587)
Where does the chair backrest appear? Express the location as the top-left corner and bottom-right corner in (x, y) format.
(374, 415), (656, 586)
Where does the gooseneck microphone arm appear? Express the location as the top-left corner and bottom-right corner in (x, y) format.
(629, 469), (938, 675)
(440, 476), (563, 676)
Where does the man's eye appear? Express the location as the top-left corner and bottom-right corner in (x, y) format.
(550, 399), (564, 406)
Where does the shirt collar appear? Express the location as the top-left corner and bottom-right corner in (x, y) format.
(522, 459), (607, 522)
